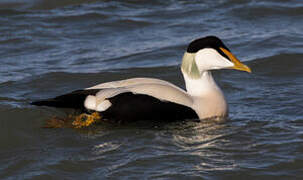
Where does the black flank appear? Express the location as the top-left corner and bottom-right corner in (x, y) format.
(102, 92), (198, 123)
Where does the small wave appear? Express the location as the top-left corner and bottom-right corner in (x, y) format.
(31, 0), (99, 10)
(0, 9), (27, 16)
(229, 2), (303, 18)
(0, 37), (31, 45)
(46, 12), (109, 23)
(111, 19), (153, 27)
(249, 53), (303, 77)
(93, 142), (121, 155)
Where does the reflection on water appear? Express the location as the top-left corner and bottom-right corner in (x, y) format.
(171, 121), (237, 171)
(86, 120), (238, 174)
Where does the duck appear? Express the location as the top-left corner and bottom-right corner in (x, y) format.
(31, 36), (251, 125)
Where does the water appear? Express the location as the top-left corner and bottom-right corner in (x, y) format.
(0, 0), (303, 179)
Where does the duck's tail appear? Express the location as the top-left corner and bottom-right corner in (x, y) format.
(31, 89), (101, 109)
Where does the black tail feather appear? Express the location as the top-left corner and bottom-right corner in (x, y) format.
(31, 89), (101, 109)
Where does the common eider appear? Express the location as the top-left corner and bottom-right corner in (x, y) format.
(31, 36), (251, 125)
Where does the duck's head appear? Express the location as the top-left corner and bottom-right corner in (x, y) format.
(181, 36), (251, 79)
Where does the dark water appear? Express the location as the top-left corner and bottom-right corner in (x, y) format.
(1, 0), (303, 179)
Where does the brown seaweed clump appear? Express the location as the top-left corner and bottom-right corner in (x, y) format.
(43, 112), (102, 129)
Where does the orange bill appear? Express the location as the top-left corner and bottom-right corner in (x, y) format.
(220, 47), (251, 73)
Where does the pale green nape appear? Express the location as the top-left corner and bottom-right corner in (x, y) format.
(181, 52), (201, 79)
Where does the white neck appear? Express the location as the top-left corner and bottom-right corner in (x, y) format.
(182, 70), (220, 96)
(182, 70), (228, 119)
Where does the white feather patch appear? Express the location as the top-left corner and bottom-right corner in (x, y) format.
(84, 95), (97, 110)
(96, 100), (112, 111)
